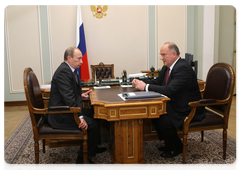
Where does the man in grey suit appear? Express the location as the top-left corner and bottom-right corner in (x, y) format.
(47, 47), (106, 163)
(132, 42), (205, 158)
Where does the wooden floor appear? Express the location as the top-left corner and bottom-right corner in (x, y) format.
(4, 96), (236, 142)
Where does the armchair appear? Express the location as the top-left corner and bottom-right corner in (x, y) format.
(90, 62), (114, 79)
(23, 67), (88, 164)
(179, 63), (235, 163)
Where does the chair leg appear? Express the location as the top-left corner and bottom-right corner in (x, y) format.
(83, 140), (88, 164)
(223, 129), (227, 160)
(42, 140), (45, 153)
(201, 131), (204, 142)
(182, 134), (188, 164)
(34, 141), (39, 164)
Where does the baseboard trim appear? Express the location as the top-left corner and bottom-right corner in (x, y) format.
(4, 101), (27, 106)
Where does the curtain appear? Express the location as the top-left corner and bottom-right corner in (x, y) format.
(233, 0), (240, 94)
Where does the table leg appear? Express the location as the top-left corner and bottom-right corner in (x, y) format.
(110, 119), (145, 164)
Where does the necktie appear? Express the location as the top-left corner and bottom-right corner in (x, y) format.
(165, 68), (170, 85)
(74, 70), (79, 84)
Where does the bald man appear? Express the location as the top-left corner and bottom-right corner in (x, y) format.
(132, 42), (205, 158)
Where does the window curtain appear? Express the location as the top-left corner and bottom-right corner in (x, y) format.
(233, 0), (240, 94)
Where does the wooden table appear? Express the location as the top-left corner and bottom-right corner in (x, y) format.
(41, 80), (206, 147)
(90, 87), (170, 164)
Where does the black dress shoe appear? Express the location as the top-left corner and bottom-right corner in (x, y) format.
(76, 158), (101, 169)
(76, 157), (95, 164)
(96, 146), (107, 153)
(160, 148), (182, 158)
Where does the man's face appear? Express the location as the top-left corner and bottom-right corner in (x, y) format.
(159, 44), (177, 68)
(68, 49), (83, 69)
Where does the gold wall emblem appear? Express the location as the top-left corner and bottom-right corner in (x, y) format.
(90, 5), (108, 19)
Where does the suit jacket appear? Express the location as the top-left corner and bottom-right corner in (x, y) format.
(47, 62), (83, 130)
(146, 58), (205, 128)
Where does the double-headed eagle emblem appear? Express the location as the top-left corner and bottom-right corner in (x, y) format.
(90, 5), (108, 19)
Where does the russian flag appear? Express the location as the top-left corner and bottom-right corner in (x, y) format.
(76, 5), (90, 80)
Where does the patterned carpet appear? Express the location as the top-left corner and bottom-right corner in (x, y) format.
(4, 115), (236, 164)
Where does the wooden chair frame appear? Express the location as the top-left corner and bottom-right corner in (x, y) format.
(23, 67), (88, 164)
(179, 63), (235, 163)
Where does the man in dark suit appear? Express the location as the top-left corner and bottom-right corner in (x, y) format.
(132, 42), (205, 158)
(47, 47), (106, 163)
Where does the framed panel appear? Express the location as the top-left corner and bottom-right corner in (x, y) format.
(5, 5), (42, 93)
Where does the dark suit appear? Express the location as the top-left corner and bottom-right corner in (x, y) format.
(47, 62), (99, 158)
(146, 58), (205, 150)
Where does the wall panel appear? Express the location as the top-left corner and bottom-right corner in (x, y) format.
(5, 5), (42, 93)
(81, 5), (148, 78)
(48, 5), (77, 74)
(202, 6), (215, 81)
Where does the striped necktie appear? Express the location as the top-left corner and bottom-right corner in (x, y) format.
(165, 68), (170, 85)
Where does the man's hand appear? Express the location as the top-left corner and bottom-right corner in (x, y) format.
(81, 90), (92, 100)
(132, 79), (146, 91)
(78, 118), (88, 130)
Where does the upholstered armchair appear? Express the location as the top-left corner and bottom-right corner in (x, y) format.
(23, 67), (88, 164)
(90, 62), (114, 79)
(178, 63), (235, 163)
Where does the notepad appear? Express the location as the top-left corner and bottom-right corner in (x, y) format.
(121, 91), (163, 99)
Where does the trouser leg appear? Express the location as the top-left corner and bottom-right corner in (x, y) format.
(151, 118), (164, 141)
(82, 108), (101, 144)
(77, 114), (100, 158)
(159, 114), (182, 150)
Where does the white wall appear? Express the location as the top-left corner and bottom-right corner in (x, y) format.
(4, 5), (236, 101)
(81, 5), (148, 78)
(156, 6), (186, 69)
(48, 5), (78, 75)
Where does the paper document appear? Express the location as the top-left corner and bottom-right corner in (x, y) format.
(93, 86), (111, 89)
(41, 84), (51, 89)
(122, 91), (163, 99)
(128, 73), (147, 78)
(121, 85), (132, 88)
(118, 93), (126, 101)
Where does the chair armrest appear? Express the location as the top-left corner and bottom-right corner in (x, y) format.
(199, 99), (217, 104)
(183, 98), (227, 133)
(48, 106), (71, 112)
(30, 104), (86, 133)
(189, 98), (226, 108)
(47, 107), (81, 125)
(47, 106), (82, 131)
(34, 106), (81, 125)
(46, 106), (81, 113)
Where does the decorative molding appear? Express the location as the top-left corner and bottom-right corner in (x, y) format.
(202, 6), (215, 81)
(127, 120), (135, 158)
(37, 5), (44, 85)
(47, 5), (54, 76)
(5, 6), (43, 93)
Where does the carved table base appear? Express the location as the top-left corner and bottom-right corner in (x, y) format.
(110, 120), (145, 164)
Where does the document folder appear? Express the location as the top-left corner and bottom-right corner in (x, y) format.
(122, 91), (163, 99)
